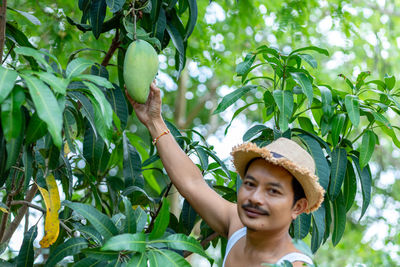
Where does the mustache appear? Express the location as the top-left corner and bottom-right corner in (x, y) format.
(241, 203), (270, 216)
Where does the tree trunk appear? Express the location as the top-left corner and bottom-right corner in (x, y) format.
(0, 0), (7, 64)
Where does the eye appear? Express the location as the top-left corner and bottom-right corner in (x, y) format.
(268, 188), (281, 195)
(244, 181), (255, 187)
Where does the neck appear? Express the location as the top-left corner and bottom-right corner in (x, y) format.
(244, 226), (295, 261)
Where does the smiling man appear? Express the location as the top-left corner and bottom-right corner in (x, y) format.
(128, 83), (325, 266)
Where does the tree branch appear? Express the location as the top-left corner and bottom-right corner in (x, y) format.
(101, 29), (121, 67)
(183, 231), (220, 258)
(1, 184), (37, 243)
(0, 0), (7, 64)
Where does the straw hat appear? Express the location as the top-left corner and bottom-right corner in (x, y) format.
(231, 137), (324, 213)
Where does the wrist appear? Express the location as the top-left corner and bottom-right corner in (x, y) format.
(147, 118), (168, 139)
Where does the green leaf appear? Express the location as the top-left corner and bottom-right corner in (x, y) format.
(77, 225), (103, 245)
(5, 133), (23, 170)
(147, 249), (191, 267)
(384, 74), (395, 90)
(359, 130), (375, 170)
(332, 191), (346, 246)
(273, 90), (293, 132)
(242, 124), (267, 142)
(344, 95), (360, 127)
(236, 54), (256, 76)
(224, 102), (262, 135)
(331, 113), (345, 147)
(68, 91), (98, 139)
(101, 233), (146, 252)
(8, 7), (41, 25)
(372, 112), (391, 129)
(128, 253), (147, 267)
(289, 46), (329, 56)
(194, 146), (209, 171)
(20, 74), (62, 147)
(153, 233), (207, 258)
(184, 0), (197, 41)
(1, 86), (24, 141)
(134, 206), (148, 232)
(297, 117), (314, 134)
(311, 204), (325, 253)
(66, 58), (94, 78)
(298, 54), (317, 69)
(83, 122), (104, 176)
(82, 81), (113, 129)
(329, 148), (347, 200)
(149, 199), (170, 240)
(376, 121), (400, 148)
(34, 72), (68, 95)
(45, 237), (88, 267)
(6, 22), (34, 48)
(90, 0), (107, 38)
(123, 197), (137, 234)
(105, 84), (128, 129)
(205, 149), (231, 179)
(350, 156), (372, 220)
(106, 0), (126, 12)
(16, 225), (37, 267)
(213, 85), (257, 114)
(180, 199), (197, 234)
(81, 248), (119, 261)
(123, 132), (142, 187)
(63, 201), (118, 240)
(76, 74), (113, 88)
(298, 134), (330, 190)
(319, 86), (333, 118)
(73, 258), (105, 267)
(0, 66), (18, 104)
(343, 161), (357, 212)
(166, 20), (185, 76)
(292, 213), (311, 239)
(290, 72), (313, 107)
(14, 47), (54, 72)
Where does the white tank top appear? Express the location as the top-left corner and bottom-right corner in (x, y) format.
(222, 227), (313, 266)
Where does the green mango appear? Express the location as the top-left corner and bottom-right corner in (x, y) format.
(124, 40), (159, 104)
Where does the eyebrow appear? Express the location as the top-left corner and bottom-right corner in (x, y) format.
(244, 175), (284, 189)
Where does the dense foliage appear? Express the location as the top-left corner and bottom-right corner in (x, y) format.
(1, 0), (400, 266)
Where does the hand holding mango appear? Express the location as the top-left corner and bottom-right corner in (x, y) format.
(124, 39), (159, 104)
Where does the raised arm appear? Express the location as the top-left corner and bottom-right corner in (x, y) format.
(127, 82), (236, 237)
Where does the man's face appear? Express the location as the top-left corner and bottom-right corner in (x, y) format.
(237, 159), (304, 232)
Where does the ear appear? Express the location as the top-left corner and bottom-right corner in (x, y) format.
(291, 198), (308, 220)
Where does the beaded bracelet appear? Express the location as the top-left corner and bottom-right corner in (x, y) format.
(152, 129), (170, 145)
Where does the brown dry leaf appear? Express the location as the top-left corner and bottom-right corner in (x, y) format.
(37, 174), (61, 248)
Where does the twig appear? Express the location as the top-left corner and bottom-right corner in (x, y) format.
(11, 200), (45, 212)
(101, 28), (121, 67)
(10, 200), (73, 235)
(2, 41), (14, 64)
(146, 183), (173, 233)
(183, 231), (220, 258)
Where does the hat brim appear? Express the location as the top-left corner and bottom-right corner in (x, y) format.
(231, 143), (324, 213)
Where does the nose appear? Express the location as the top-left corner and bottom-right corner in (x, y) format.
(248, 187), (264, 206)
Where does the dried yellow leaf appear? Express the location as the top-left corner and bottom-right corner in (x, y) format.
(37, 174), (61, 248)
(0, 207), (8, 213)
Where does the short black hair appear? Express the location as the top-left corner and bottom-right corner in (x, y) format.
(291, 176), (305, 206)
(243, 157), (306, 205)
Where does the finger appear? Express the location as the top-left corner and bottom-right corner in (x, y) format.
(150, 83), (161, 98)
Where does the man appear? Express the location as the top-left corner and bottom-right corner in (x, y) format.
(128, 83), (325, 266)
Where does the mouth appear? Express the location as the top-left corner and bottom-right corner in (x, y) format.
(242, 205), (269, 218)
